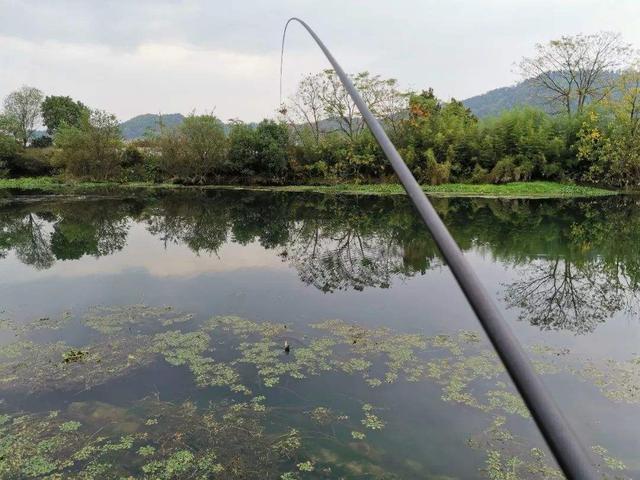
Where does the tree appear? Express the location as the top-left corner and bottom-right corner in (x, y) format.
(41, 95), (88, 136)
(284, 70), (406, 144)
(320, 70), (405, 141)
(519, 32), (632, 115)
(3, 86), (44, 146)
(283, 72), (325, 145)
(399, 90), (477, 182)
(54, 109), (124, 180)
(0, 113), (18, 136)
(609, 61), (640, 135)
(227, 120), (290, 178)
(156, 114), (227, 184)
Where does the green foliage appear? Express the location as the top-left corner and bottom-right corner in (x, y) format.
(0, 112), (19, 137)
(576, 104), (640, 188)
(6, 147), (55, 177)
(30, 135), (53, 148)
(360, 404), (385, 430)
(2, 86), (43, 147)
(0, 134), (18, 177)
(41, 95), (88, 135)
(54, 109), (124, 180)
(156, 114), (226, 184)
(227, 120), (290, 179)
(296, 460), (314, 472)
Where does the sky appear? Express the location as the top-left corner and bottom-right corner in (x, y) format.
(1, 0), (639, 123)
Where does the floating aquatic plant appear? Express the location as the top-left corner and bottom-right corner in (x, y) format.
(0, 397), (317, 479)
(577, 357), (640, 404)
(360, 404), (385, 431)
(83, 304), (192, 334)
(0, 305), (636, 478)
(296, 460), (314, 471)
(62, 349), (87, 363)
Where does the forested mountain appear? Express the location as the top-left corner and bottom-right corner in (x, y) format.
(462, 80), (547, 118)
(119, 113), (185, 140)
(462, 72), (621, 118)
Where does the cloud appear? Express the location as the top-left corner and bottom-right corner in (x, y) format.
(0, 33), (335, 120)
(1, 0), (639, 121)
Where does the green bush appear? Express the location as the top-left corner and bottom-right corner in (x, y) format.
(489, 157), (517, 183)
(10, 148), (56, 177)
(157, 114), (226, 184)
(417, 149), (451, 185)
(0, 134), (18, 177)
(470, 163), (490, 184)
(227, 120), (289, 180)
(31, 136), (53, 148)
(54, 110), (124, 181)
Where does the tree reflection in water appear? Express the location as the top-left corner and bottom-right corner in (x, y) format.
(1, 191), (639, 333)
(505, 258), (637, 334)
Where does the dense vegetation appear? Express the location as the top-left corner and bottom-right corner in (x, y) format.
(0, 32), (638, 189)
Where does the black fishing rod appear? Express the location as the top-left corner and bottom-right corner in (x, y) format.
(281, 17), (598, 480)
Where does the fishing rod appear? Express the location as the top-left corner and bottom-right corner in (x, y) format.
(280, 17), (598, 480)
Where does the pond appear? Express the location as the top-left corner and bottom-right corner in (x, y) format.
(0, 189), (638, 479)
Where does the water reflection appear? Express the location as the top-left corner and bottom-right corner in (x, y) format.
(0, 199), (138, 268)
(2, 191), (639, 333)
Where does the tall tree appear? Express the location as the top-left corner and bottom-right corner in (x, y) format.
(41, 95), (88, 135)
(3, 86), (44, 147)
(519, 32), (631, 115)
(283, 72), (325, 145)
(319, 70), (405, 141)
(284, 70), (406, 144)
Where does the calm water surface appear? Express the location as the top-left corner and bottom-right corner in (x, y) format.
(0, 189), (638, 479)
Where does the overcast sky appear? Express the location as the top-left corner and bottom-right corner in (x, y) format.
(1, 0), (639, 122)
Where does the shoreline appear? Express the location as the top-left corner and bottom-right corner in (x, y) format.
(0, 177), (618, 199)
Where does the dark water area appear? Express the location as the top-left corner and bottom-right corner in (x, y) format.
(0, 189), (638, 478)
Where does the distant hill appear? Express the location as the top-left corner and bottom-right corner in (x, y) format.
(462, 80), (548, 118)
(119, 113), (185, 140)
(118, 114), (260, 139)
(462, 72), (621, 118)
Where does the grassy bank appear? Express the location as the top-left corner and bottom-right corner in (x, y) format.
(0, 177), (617, 198)
(0, 177), (165, 191)
(242, 181), (616, 198)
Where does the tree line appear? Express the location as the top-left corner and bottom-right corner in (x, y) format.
(0, 31), (639, 188)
